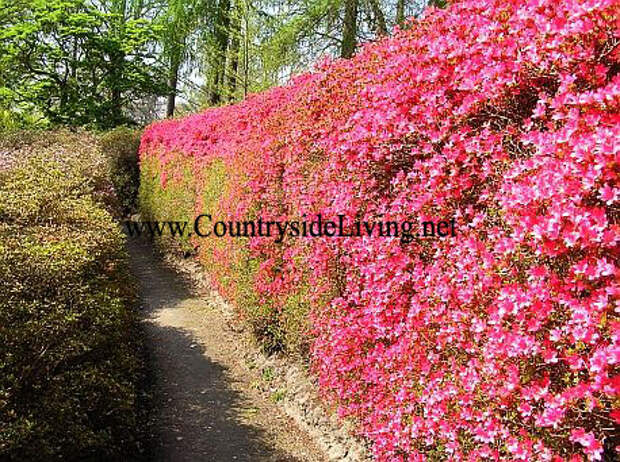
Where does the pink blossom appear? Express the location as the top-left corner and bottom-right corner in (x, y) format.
(139, 0), (619, 458)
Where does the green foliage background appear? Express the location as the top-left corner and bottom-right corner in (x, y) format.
(0, 0), (166, 128)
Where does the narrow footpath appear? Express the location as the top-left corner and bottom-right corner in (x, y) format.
(127, 238), (327, 462)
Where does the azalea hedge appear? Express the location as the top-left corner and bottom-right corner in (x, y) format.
(139, 0), (619, 459)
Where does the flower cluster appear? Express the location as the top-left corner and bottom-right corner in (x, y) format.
(140, 0), (619, 459)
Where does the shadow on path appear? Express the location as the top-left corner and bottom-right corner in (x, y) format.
(127, 238), (302, 462)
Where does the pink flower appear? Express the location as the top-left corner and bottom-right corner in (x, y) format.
(570, 428), (604, 461)
(139, 0), (620, 458)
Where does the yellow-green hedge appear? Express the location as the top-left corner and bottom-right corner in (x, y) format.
(0, 131), (141, 460)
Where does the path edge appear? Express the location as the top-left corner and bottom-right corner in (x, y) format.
(156, 247), (373, 462)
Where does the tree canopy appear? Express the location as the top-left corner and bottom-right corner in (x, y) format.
(0, 0), (167, 128)
(0, 0), (441, 127)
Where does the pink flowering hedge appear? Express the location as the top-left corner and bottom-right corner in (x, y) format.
(139, 0), (620, 459)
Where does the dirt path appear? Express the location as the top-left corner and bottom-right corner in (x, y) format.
(127, 238), (327, 462)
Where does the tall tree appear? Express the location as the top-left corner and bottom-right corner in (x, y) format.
(108, 0), (129, 125)
(166, 47), (182, 117)
(225, 0), (242, 101)
(340, 0), (358, 58)
(395, 0), (406, 25)
(207, 0), (232, 104)
(242, 0), (251, 98)
(368, 0), (387, 36)
(0, 0), (165, 128)
(161, 0), (208, 117)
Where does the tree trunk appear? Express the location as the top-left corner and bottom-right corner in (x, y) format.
(110, 49), (125, 126)
(209, 0), (232, 105)
(243, 0), (249, 98)
(396, 0), (405, 26)
(109, 0), (127, 126)
(166, 54), (180, 118)
(340, 0), (358, 58)
(226, 1), (241, 101)
(368, 0), (387, 36)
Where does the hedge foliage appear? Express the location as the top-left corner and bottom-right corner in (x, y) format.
(101, 127), (143, 216)
(0, 131), (142, 460)
(139, 0), (619, 459)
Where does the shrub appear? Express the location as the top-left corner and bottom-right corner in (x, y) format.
(0, 133), (141, 460)
(100, 127), (143, 216)
(138, 153), (196, 254)
(139, 0), (619, 459)
(0, 106), (48, 132)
